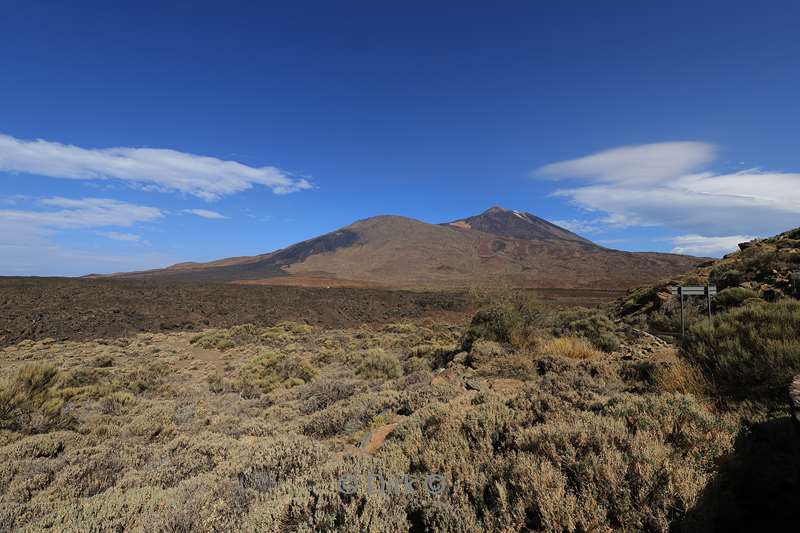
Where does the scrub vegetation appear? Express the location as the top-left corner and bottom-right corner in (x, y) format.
(2, 227), (800, 531)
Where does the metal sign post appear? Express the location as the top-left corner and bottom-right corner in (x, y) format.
(669, 285), (716, 339)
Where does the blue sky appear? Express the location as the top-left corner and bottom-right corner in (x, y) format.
(1, 1), (799, 275)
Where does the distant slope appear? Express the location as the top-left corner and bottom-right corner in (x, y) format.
(110, 207), (703, 289)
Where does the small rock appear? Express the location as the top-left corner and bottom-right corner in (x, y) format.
(464, 379), (482, 391)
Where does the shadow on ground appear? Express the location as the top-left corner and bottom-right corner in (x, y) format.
(680, 416), (800, 532)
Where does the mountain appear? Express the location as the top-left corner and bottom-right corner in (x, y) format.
(443, 206), (592, 244)
(109, 207), (703, 289)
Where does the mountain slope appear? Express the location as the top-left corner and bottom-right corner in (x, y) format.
(111, 207), (703, 289)
(617, 226), (800, 319)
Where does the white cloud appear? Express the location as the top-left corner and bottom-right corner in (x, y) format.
(97, 231), (143, 242)
(0, 133), (313, 201)
(183, 208), (229, 220)
(0, 197), (164, 229)
(537, 142), (800, 236)
(537, 142), (716, 184)
(669, 234), (755, 256)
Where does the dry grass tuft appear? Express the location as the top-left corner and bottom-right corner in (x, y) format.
(653, 356), (712, 397)
(539, 336), (602, 360)
(0, 364), (72, 434)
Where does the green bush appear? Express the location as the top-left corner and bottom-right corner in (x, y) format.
(710, 266), (744, 290)
(462, 292), (548, 351)
(462, 305), (523, 349)
(550, 308), (622, 352)
(714, 287), (760, 310)
(682, 300), (800, 404)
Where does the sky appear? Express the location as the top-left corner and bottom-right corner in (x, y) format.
(1, 0), (799, 276)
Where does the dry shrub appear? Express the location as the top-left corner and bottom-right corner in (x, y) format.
(145, 433), (234, 488)
(98, 391), (135, 415)
(236, 352), (317, 394)
(539, 336), (602, 360)
(127, 361), (170, 395)
(207, 374), (225, 394)
(155, 475), (249, 533)
(56, 446), (125, 498)
(302, 390), (398, 438)
(0, 307), (752, 532)
(381, 322), (418, 334)
(402, 356), (431, 375)
(300, 379), (365, 414)
(190, 330), (236, 351)
(396, 380), (463, 415)
(408, 343), (459, 368)
(465, 339), (506, 368)
(378, 389), (735, 532)
(356, 349), (402, 380)
(509, 328), (540, 351)
(190, 323), (264, 351)
(89, 355), (114, 368)
(476, 354), (536, 379)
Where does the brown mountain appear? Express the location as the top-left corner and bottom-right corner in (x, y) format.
(110, 207), (703, 289)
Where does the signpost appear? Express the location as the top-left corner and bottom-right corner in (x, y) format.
(669, 285), (717, 338)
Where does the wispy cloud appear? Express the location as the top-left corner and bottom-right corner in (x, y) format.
(0, 198), (169, 275)
(0, 197), (164, 229)
(96, 231), (143, 243)
(183, 208), (229, 220)
(536, 142), (800, 237)
(669, 234), (754, 256)
(0, 133), (313, 201)
(552, 219), (603, 234)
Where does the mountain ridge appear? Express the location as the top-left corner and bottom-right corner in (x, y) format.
(106, 206), (704, 289)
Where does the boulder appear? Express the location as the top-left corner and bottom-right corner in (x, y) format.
(738, 239), (758, 251)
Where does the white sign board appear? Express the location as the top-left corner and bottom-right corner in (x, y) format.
(669, 285), (717, 296)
